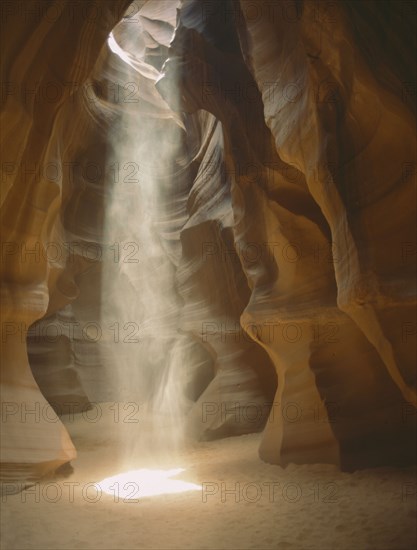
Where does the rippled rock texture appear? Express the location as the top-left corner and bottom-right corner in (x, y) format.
(1, 0), (416, 480)
(0, 0), (133, 480)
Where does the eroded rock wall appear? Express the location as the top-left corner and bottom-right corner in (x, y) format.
(161, 0), (416, 469)
(0, 0), (132, 480)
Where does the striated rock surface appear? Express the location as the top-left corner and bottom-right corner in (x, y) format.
(137, 0), (416, 468)
(0, 0), (132, 481)
(160, 0), (416, 469)
(27, 306), (92, 415)
(1, 0), (416, 480)
(236, 0), (416, 468)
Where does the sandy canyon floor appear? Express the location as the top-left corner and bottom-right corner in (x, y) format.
(1, 404), (416, 550)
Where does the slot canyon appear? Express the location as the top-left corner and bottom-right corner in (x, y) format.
(0, 1), (416, 549)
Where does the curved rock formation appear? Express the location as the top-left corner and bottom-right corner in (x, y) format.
(0, 0), (132, 480)
(159, 0), (416, 469)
